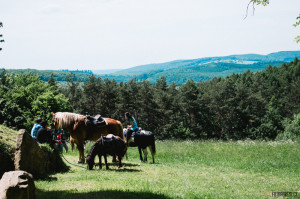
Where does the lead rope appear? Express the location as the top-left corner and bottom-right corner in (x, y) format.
(60, 153), (87, 169)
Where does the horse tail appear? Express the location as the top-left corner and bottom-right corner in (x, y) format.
(150, 134), (156, 155)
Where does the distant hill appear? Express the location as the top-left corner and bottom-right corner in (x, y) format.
(3, 51), (300, 85)
(93, 69), (121, 74)
(3, 69), (92, 82)
(100, 51), (300, 84)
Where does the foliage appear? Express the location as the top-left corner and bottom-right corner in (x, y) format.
(0, 70), (71, 131)
(251, 0), (269, 6)
(5, 69), (93, 82)
(0, 21), (3, 51)
(277, 113), (300, 141)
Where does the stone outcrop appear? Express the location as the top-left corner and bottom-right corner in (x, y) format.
(14, 129), (68, 179)
(0, 170), (36, 199)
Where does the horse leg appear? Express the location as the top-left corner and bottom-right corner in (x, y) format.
(143, 148), (148, 162)
(77, 141), (85, 163)
(112, 155), (117, 163)
(149, 145), (155, 163)
(118, 155), (122, 169)
(138, 146), (143, 162)
(70, 139), (75, 152)
(104, 154), (109, 170)
(99, 154), (102, 169)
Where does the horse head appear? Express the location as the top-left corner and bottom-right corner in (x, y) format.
(51, 112), (59, 131)
(85, 141), (100, 170)
(85, 155), (94, 170)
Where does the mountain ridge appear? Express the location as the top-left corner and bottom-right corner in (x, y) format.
(98, 50), (300, 84)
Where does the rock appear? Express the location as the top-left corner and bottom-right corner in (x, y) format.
(14, 129), (68, 179)
(0, 170), (36, 199)
(14, 129), (48, 178)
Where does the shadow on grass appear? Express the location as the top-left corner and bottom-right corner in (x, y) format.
(114, 168), (141, 172)
(91, 166), (142, 172)
(36, 189), (172, 199)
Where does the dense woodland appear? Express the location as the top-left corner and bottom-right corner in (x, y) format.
(1, 58), (300, 140)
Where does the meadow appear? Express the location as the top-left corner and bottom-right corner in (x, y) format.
(35, 140), (300, 199)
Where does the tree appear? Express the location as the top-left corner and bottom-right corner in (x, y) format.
(294, 14), (300, 43)
(82, 75), (103, 115)
(0, 22), (4, 51)
(64, 73), (83, 112)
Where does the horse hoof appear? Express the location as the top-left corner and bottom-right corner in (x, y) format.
(77, 160), (85, 164)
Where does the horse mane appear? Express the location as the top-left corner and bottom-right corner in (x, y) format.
(54, 112), (86, 129)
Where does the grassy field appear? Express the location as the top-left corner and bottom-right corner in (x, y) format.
(34, 140), (300, 199)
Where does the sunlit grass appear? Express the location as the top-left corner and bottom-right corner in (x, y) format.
(36, 140), (300, 199)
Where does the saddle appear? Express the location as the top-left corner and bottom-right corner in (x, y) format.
(85, 113), (107, 128)
(100, 135), (126, 156)
(130, 128), (153, 137)
(101, 135), (115, 144)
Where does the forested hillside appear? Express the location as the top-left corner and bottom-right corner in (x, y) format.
(100, 51), (300, 84)
(1, 58), (299, 140)
(4, 51), (300, 85)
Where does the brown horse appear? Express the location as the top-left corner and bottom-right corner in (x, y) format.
(51, 112), (125, 163)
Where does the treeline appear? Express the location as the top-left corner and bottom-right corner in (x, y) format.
(5, 69), (92, 82)
(1, 58), (300, 140)
(60, 58), (300, 140)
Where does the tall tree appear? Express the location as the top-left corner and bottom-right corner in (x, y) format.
(64, 73), (83, 112)
(82, 75), (103, 115)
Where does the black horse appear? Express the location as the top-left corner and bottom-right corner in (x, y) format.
(125, 129), (156, 163)
(86, 134), (127, 170)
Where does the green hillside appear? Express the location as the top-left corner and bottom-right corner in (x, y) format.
(101, 61), (284, 84)
(139, 61), (284, 84)
(100, 51), (300, 84)
(111, 50), (300, 75)
(3, 51), (300, 85)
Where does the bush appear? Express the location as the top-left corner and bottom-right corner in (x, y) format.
(276, 113), (300, 141)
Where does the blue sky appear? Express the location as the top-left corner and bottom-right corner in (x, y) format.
(0, 0), (299, 70)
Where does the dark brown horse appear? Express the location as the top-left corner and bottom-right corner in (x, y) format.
(86, 134), (127, 170)
(51, 112), (125, 163)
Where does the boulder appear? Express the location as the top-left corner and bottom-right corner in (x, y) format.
(14, 129), (68, 179)
(14, 129), (48, 178)
(0, 170), (36, 199)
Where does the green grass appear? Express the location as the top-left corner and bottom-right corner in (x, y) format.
(35, 140), (300, 198)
